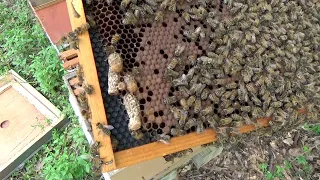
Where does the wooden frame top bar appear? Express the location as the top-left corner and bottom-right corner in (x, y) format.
(66, 0), (116, 170)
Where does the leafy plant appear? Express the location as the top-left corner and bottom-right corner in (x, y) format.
(259, 163), (285, 180)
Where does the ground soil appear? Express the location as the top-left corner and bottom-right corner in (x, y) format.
(178, 125), (320, 180)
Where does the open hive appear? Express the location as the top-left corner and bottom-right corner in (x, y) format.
(66, 0), (319, 172)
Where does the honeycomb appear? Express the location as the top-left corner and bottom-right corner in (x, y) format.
(84, 0), (228, 151)
(84, 0), (320, 152)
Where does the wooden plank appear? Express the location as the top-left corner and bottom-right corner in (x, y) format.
(62, 57), (79, 69)
(69, 77), (80, 86)
(110, 110), (306, 171)
(65, 0), (116, 170)
(58, 49), (79, 60)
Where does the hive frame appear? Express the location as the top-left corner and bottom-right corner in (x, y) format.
(66, 0), (306, 172)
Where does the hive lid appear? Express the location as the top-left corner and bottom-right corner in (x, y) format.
(0, 70), (65, 179)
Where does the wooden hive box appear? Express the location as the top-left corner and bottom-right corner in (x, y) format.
(66, 0), (306, 173)
(0, 70), (66, 179)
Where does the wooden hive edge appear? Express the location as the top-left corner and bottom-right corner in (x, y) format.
(66, 0), (116, 170)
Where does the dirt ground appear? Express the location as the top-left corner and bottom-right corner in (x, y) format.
(178, 124), (320, 180)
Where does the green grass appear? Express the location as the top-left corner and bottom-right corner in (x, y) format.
(0, 0), (94, 179)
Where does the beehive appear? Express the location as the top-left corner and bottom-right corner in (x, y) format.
(66, 0), (317, 172)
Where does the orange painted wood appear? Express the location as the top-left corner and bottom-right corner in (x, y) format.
(62, 57), (79, 69)
(33, 0), (72, 43)
(110, 112), (305, 171)
(58, 49), (79, 60)
(66, 0), (116, 170)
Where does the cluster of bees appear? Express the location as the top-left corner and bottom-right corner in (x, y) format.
(161, 0), (320, 139)
(57, 16), (96, 49)
(117, 0), (218, 24)
(83, 0), (319, 148)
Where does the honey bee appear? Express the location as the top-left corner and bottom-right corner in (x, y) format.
(171, 128), (185, 136)
(131, 129), (144, 140)
(111, 136), (119, 151)
(200, 88), (209, 100)
(220, 99), (232, 109)
(120, 0), (131, 10)
(187, 55), (197, 65)
(186, 95), (196, 107)
(74, 23), (91, 35)
(90, 141), (100, 157)
(104, 45), (116, 55)
(160, 0), (170, 10)
(246, 82), (257, 95)
(111, 34), (120, 45)
(222, 107), (235, 115)
(251, 107), (264, 119)
(193, 98), (201, 114)
(199, 77), (213, 86)
(163, 96), (178, 105)
(190, 83), (206, 96)
(214, 87), (226, 97)
(178, 86), (189, 98)
(172, 74), (188, 87)
(182, 12), (191, 23)
(124, 74), (138, 94)
(251, 95), (262, 106)
(122, 11), (138, 25)
(180, 98), (189, 111)
(184, 118), (197, 130)
(219, 117), (233, 126)
(96, 123), (114, 136)
(200, 105), (213, 115)
(206, 17), (219, 28)
(270, 101), (283, 108)
(265, 107), (275, 117)
(206, 115), (218, 129)
(168, 0), (176, 11)
(174, 45), (185, 57)
(240, 106), (251, 112)
(156, 134), (171, 144)
(241, 112), (255, 125)
(225, 82), (238, 89)
(141, 3), (154, 15)
(108, 53), (123, 73)
(167, 57), (181, 70)
(231, 114), (243, 121)
(155, 11), (164, 22)
(164, 69), (180, 81)
(190, 74), (200, 86)
(91, 157), (103, 176)
(179, 110), (188, 128)
(196, 120), (204, 134)
(85, 15), (96, 28)
(170, 106), (181, 120)
(208, 93), (219, 103)
(82, 82), (94, 94)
